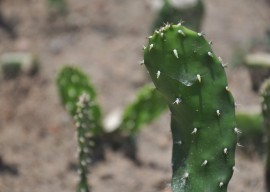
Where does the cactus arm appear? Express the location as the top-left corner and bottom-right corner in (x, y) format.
(119, 84), (167, 135)
(74, 93), (96, 192)
(144, 24), (237, 191)
(56, 66), (103, 134)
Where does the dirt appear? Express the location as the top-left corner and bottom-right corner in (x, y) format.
(0, 0), (270, 191)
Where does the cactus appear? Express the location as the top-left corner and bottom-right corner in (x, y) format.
(0, 52), (39, 79)
(152, 0), (205, 32)
(236, 112), (264, 151)
(74, 93), (95, 192)
(261, 79), (270, 191)
(143, 23), (237, 191)
(245, 53), (270, 92)
(119, 84), (167, 135)
(56, 66), (103, 135)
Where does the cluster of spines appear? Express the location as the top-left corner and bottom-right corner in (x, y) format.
(74, 93), (94, 192)
(144, 23), (238, 191)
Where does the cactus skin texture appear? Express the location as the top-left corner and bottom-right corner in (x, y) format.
(144, 24), (237, 192)
(74, 93), (95, 192)
(56, 66), (102, 134)
(261, 79), (270, 192)
(152, 0), (204, 32)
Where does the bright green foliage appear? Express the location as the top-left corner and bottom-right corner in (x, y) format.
(144, 24), (237, 191)
(261, 79), (270, 191)
(152, 0), (204, 32)
(56, 66), (102, 134)
(74, 93), (95, 192)
(119, 85), (167, 135)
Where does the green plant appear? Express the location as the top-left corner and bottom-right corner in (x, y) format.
(56, 66), (167, 161)
(152, 0), (205, 32)
(74, 93), (94, 192)
(143, 23), (237, 191)
(261, 79), (270, 191)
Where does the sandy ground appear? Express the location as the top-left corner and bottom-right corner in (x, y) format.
(0, 0), (270, 191)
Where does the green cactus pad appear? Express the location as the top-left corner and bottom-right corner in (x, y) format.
(56, 66), (102, 134)
(120, 84), (167, 135)
(144, 24), (237, 192)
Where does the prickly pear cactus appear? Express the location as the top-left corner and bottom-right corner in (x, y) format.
(120, 84), (167, 135)
(152, 0), (204, 32)
(261, 79), (270, 191)
(74, 93), (94, 192)
(56, 66), (102, 134)
(143, 24), (237, 191)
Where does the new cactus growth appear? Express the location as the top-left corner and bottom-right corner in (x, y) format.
(152, 0), (204, 32)
(261, 79), (270, 191)
(74, 93), (94, 192)
(56, 66), (102, 134)
(144, 24), (237, 191)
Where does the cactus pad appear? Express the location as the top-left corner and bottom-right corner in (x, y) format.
(144, 24), (237, 192)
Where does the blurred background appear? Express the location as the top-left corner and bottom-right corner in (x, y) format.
(0, 0), (270, 191)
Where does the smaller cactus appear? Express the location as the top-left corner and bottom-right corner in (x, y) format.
(119, 84), (167, 135)
(0, 52), (39, 79)
(56, 66), (102, 134)
(151, 0), (205, 32)
(260, 79), (270, 192)
(74, 93), (95, 192)
(245, 53), (270, 92)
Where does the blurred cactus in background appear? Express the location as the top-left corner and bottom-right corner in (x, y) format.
(261, 79), (270, 192)
(244, 53), (270, 92)
(0, 52), (39, 79)
(151, 0), (205, 32)
(47, 0), (68, 20)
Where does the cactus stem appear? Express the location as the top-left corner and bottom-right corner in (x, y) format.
(201, 160), (208, 166)
(191, 128), (198, 134)
(234, 128), (242, 134)
(208, 51), (213, 57)
(216, 110), (221, 116)
(197, 74), (202, 82)
(178, 30), (185, 36)
(173, 98), (181, 104)
(161, 33), (164, 38)
(149, 44), (154, 51)
(224, 148), (228, 154)
(173, 49), (179, 59)
(219, 182), (224, 188)
(157, 70), (161, 79)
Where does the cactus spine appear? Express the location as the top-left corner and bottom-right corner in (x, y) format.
(74, 93), (95, 192)
(144, 24), (237, 191)
(261, 79), (270, 192)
